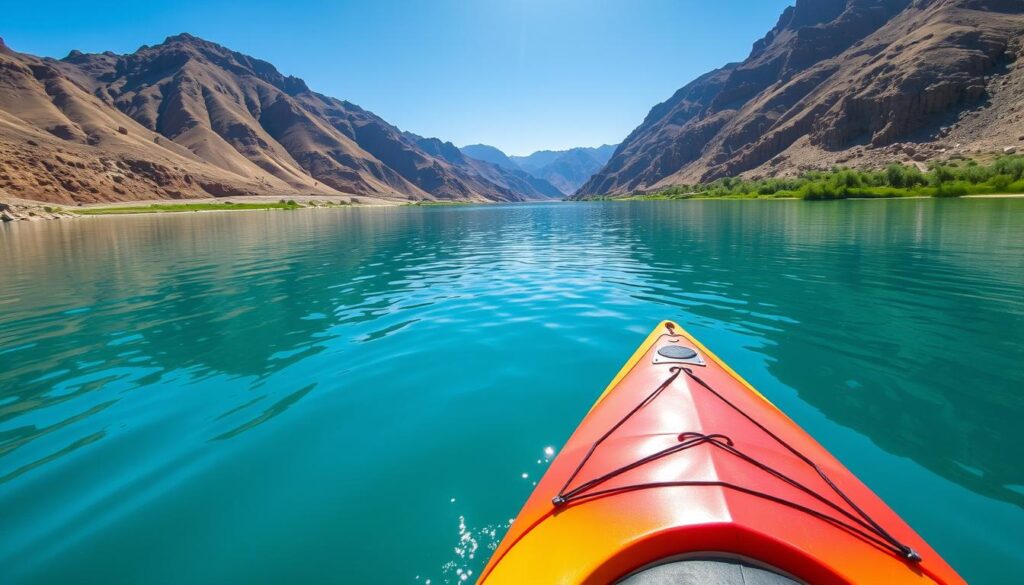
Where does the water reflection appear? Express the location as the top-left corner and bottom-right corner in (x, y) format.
(613, 201), (1024, 508)
(0, 200), (1022, 584)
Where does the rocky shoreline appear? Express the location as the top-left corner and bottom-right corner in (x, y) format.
(0, 192), (407, 223)
(0, 200), (79, 222)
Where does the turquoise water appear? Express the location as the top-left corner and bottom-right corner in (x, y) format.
(1, 200), (1022, 584)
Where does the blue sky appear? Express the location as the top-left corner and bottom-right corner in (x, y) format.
(4, 0), (793, 155)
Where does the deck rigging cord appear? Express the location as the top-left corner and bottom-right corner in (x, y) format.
(551, 334), (922, 564)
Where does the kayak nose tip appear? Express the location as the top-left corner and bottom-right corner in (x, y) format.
(904, 548), (922, 563)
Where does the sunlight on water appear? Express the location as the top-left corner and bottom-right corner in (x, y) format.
(1, 200), (1022, 584)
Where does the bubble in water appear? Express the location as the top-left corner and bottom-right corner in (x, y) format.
(421, 450), (546, 583)
(422, 513), (508, 584)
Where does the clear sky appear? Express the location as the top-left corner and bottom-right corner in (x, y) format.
(4, 0), (793, 155)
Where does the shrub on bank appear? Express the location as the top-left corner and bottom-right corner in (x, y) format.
(634, 155), (1024, 200)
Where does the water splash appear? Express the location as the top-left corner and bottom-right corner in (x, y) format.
(418, 446), (554, 583)
(417, 514), (506, 585)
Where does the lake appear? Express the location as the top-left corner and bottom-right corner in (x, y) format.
(1, 200), (1022, 584)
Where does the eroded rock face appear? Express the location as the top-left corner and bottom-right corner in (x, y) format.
(578, 0), (1024, 196)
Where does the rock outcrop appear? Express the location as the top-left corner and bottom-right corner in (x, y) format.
(0, 199), (79, 221)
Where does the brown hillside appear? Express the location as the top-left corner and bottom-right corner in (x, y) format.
(0, 34), (560, 204)
(577, 0), (1024, 196)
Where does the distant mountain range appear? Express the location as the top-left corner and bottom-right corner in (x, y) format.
(577, 0), (1024, 197)
(0, 34), (562, 204)
(461, 144), (617, 195)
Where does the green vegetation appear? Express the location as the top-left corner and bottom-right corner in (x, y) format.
(73, 201), (304, 215)
(607, 155), (1024, 201)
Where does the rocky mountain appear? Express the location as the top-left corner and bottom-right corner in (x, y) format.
(511, 145), (616, 174)
(577, 0), (1024, 197)
(458, 143), (617, 195)
(0, 34), (554, 204)
(459, 144), (521, 171)
(406, 134), (563, 199)
(513, 145), (617, 194)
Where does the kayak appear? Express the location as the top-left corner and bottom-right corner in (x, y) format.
(479, 321), (965, 584)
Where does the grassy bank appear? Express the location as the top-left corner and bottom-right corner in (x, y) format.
(73, 200), (304, 215)
(599, 155), (1024, 201)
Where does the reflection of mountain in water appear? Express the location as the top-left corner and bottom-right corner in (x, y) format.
(614, 200), (1024, 507)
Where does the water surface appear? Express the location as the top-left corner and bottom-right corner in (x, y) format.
(1, 200), (1022, 584)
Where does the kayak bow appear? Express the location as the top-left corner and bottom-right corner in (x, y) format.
(479, 321), (965, 584)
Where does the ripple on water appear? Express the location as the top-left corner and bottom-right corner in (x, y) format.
(0, 201), (1022, 584)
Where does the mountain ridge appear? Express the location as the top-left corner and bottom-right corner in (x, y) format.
(407, 133), (564, 199)
(459, 143), (617, 195)
(0, 33), (558, 204)
(577, 0), (1024, 197)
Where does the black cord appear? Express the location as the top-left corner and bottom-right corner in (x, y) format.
(552, 364), (922, 563)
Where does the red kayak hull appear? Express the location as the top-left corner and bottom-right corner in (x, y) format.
(479, 322), (965, 584)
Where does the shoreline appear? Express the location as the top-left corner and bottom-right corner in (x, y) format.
(961, 193), (1024, 199)
(70, 193), (400, 209)
(583, 192), (1024, 202)
(4, 192), (1023, 224)
(0, 194), (399, 222)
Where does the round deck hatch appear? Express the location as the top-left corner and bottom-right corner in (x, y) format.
(657, 345), (698, 360)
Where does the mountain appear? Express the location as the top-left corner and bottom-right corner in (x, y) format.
(516, 145), (617, 194)
(406, 134), (563, 199)
(507, 150), (562, 174)
(511, 145), (616, 175)
(0, 34), (552, 204)
(577, 0), (1024, 197)
(459, 144), (520, 171)
(458, 144), (617, 195)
